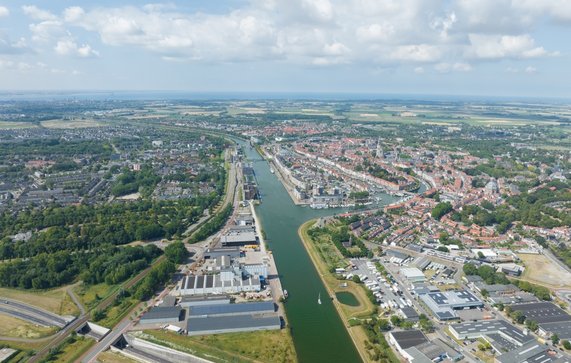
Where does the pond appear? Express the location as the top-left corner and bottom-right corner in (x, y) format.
(335, 291), (360, 307)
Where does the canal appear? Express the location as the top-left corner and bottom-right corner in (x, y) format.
(239, 142), (401, 363)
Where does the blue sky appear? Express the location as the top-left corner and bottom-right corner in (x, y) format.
(0, 0), (570, 98)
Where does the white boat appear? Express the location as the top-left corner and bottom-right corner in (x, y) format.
(318, 292), (322, 305)
(270, 167), (275, 174)
(283, 289), (289, 299)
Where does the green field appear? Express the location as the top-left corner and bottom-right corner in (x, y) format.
(97, 351), (138, 363)
(0, 121), (37, 129)
(0, 286), (79, 316)
(46, 336), (95, 363)
(0, 314), (57, 339)
(141, 329), (298, 363)
(74, 283), (117, 309)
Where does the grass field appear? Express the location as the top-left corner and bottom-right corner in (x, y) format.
(48, 336), (95, 363)
(97, 298), (139, 329)
(0, 338), (48, 352)
(518, 253), (571, 289)
(74, 283), (117, 309)
(141, 329), (297, 363)
(0, 121), (37, 129)
(0, 286), (79, 316)
(97, 351), (138, 363)
(0, 314), (57, 339)
(40, 119), (106, 128)
(299, 220), (376, 363)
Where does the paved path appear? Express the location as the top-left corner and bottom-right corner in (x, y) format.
(67, 284), (86, 315)
(81, 319), (131, 363)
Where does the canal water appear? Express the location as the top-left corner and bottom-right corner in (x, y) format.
(239, 143), (400, 363)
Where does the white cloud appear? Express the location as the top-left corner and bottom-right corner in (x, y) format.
(467, 34), (550, 60)
(524, 66), (537, 74)
(29, 20), (65, 42)
(54, 39), (99, 58)
(0, 36), (30, 54)
(390, 44), (441, 62)
(0, 58), (33, 72)
(63, 6), (85, 23)
(0, 6), (9, 17)
(356, 23), (395, 42)
(506, 65), (538, 74)
(7, 0), (561, 69)
(22, 5), (56, 21)
(414, 66), (425, 74)
(434, 62), (472, 73)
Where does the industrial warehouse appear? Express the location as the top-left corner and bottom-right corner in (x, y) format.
(139, 297), (281, 336)
(509, 302), (571, 340)
(419, 289), (483, 320)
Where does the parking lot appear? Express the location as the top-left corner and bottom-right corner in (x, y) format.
(348, 258), (410, 311)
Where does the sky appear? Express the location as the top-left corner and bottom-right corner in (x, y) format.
(0, 0), (571, 98)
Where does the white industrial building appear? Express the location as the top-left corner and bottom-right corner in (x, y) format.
(179, 274), (261, 296)
(400, 267), (426, 283)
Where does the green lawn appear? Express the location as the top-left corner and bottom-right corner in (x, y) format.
(141, 329), (297, 363)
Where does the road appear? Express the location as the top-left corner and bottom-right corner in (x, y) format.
(28, 256), (165, 363)
(81, 319), (131, 363)
(0, 298), (68, 327)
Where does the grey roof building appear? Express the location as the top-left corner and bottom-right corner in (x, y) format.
(496, 341), (555, 363)
(187, 315), (281, 336)
(189, 301), (275, 318)
(449, 320), (533, 348)
(140, 306), (183, 324)
(388, 330), (428, 350)
(419, 290), (483, 320)
(179, 295), (231, 308)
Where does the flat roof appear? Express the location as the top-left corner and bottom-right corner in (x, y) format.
(539, 322), (571, 339)
(187, 314), (281, 333)
(510, 302), (571, 324)
(496, 342), (548, 363)
(401, 268), (425, 279)
(189, 302), (275, 317)
(390, 330), (428, 349)
(450, 320), (533, 345)
(140, 306), (183, 322)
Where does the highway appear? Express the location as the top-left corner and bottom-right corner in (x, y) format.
(0, 298), (68, 327)
(28, 256), (165, 363)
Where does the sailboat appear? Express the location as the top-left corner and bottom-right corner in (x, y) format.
(318, 292), (322, 305)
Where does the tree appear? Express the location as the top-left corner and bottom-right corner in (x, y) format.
(562, 340), (571, 350)
(510, 310), (525, 324)
(164, 241), (189, 264)
(432, 202), (453, 220)
(481, 289), (489, 298)
(390, 315), (403, 327)
(378, 319), (391, 331)
(552, 334), (560, 345)
(352, 275), (361, 284)
(463, 263), (478, 276)
(525, 319), (538, 332)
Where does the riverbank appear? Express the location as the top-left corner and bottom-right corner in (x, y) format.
(298, 219), (375, 363)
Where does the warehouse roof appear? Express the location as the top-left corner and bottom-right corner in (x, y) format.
(539, 321), (571, 340)
(496, 341), (552, 363)
(401, 268), (426, 280)
(189, 301), (275, 317)
(389, 330), (428, 349)
(450, 320), (533, 345)
(187, 314), (281, 333)
(510, 302), (571, 324)
(140, 306), (183, 322)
